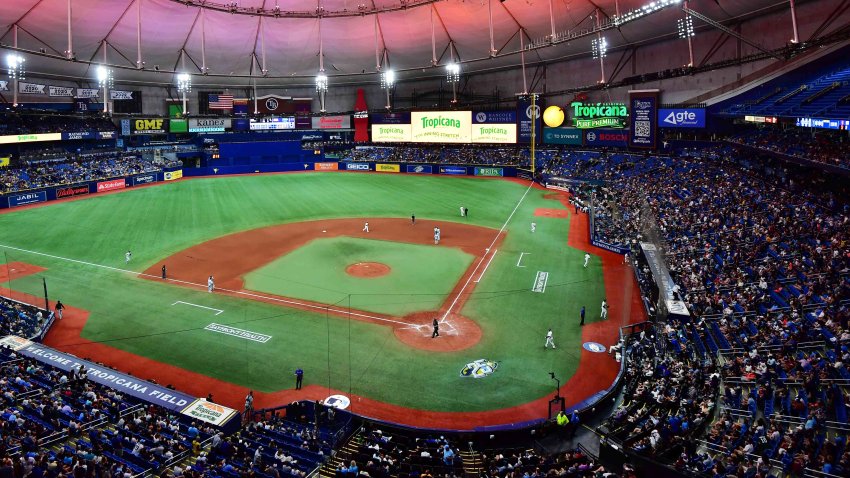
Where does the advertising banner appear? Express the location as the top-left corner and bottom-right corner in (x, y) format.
(164, 170), (183, 181)
(371, 124), (411, 142)
(471, 111), (517, 144)
(0, 133), (62, 145)
(170, 119), (188, 134)
(411, 111), (472, 143)
(628, 90), (659, 149)
(19, 82), (46, 95)
(295, 115), (311, 129)
(543, 127), (583, 145)
(314, 162), (339, 171)
(76, 88), (99, 98)
(99, 131), (115, 140)
(56, 185), (89, 199)
(353, 88), (369, 143)
(658, 108), (706, 128)
(345, 162), (371, 171)
(110, 90), (134, 100)
(189, 118), (231, 133)
(133, 173), (157, 185)
(584, 129), (628, 147)
(371, 112), (411, 124)
(795, 117), (848, 130)
(0, 81), (8, 91)
(570, 102), (628, 129)
(376, 163), (400, 173)
(49, 86), (74, 97)
(311, 116), (351, 129)
(131, 118), (167, 135)
(439, 166), (467, 175)
(517, 96), (543, 144)
(8, 191), (46, 208)
(62, 131), (97, 141)
(181, 400), (239, 427)
(97, 179), (126, 192)
(249, 117), (295, 130)
(120, 120), (131, 136)
(406, 164), (432, 174)
(474, 167), (504, 177)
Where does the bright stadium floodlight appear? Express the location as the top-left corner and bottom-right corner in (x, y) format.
(591, 37), (608, 59)
(96, 65), (114, 114)
(177, 73), (192, 93)
(6, 53), (25, 80)
(446, 62), (461, 83)
(380, 69), (395, 89)
(315, 73), (328, 93)
(678, 16), (695, 39)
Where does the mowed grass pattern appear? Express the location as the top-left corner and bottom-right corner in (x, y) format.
(0, 173), (606, 412)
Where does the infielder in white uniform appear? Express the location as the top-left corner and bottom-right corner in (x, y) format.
(531, 222), (537, 233)
(125, 250), (132, 264)
(544, 329), (556, 349)
(584, 253), (591, 268)
(434, 227), (441, 245)
(363, 222), (369, 233)
(601, 299), (609, 319)
(207, 275), (215, 293)
(460, 206), (465, 217)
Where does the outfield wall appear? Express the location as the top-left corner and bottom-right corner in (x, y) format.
(0, 168), (181, 210)
(184, 161), (520, 178)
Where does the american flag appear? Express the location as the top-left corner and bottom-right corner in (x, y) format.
(209, 94), (234, 109)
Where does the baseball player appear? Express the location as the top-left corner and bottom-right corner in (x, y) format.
(125, 250), (132, 264)
(601, 299), (609, 320)
(432, 318), (440, 338)
(545, 329), (556, 349)
(531, 222), (537, 233)
(207, 275), (215, 293)
(434, 227), (441, 245)
(411, 214), (416, 225)
(460, 206), (465, 217)
(584, 253), (591, 268)
(363, 222), (369, 233)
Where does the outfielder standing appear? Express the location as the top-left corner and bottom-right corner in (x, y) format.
(363, 222), (370, 233)
(601, 299), (609, 320)
(545, 329), (556, 349)
(531, 222), (537, 233)
(434, 226), (441, 245)
(583, 253), (591, 268)
(459, 206), (465, 217)
(125, 250), (132, 264)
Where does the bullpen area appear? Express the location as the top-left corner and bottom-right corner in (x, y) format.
(0, 172), (643, 429)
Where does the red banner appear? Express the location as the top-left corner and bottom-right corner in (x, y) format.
(57, 185), (89, 198)
(314, 162), (339, 171)
(97, 179), (126, 193)
(354, 88), (369, 143)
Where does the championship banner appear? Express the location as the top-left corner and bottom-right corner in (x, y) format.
(110, 90), (134, 100)
(76, 88), (99, 98)
(19, 82), (46, 95)
(376, 163), (400, 173)
(628, 90), (659, 149)
(410, 111), (472, 143)
(49, 86), (74, 97)
(97, 179), (126, 192)
(0, 81), (9, 92)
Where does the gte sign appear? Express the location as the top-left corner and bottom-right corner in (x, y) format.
(658, 108), (705, 128)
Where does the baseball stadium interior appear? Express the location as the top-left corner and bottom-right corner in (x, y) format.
(1, 1), (850, 478)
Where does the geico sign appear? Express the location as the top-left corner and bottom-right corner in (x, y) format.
(134, 119), (165, 132)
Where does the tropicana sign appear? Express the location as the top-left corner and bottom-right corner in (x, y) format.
(570, 102), (628, 129)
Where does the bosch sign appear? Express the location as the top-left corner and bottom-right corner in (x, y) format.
(658, 108), (706, 128)
(584, 129), (628, 147)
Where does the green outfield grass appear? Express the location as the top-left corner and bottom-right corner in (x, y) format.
(0, 173), (607, 412)
(244, 237), (474, 316)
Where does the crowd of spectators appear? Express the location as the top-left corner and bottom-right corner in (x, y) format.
(728, 128), (849, 170)
(0, 297), (49, 339)
(343, 145), (561, 168)
(0, 113), (115, 136)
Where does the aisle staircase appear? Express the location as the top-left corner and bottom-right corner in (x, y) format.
(314, 427), (363, 478)
(459, 449), (484, 477)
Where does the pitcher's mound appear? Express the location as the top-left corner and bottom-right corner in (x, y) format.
(345, 262), (391, 278)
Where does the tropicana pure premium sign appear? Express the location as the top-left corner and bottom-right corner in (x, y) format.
(410, 111), (472, 143)
(570, 102), (628, 129)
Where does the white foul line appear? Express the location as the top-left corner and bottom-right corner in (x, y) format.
(440, 182), (534, 322)
(0, 243), (409, 326)
(474, 250), (497, 283)
(516, 252), (529, 268)
(172, 301), (224, 315)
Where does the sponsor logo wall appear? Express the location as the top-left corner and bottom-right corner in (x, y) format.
(543, 127), (583, 145)
(411, 111), (472, 143)
(584, 129), (628, 147)
(471, 110), (517, 144)
(628, 90), (659, 148)
(97, 179), (126, 193)
(189, 118), (231, 133)
(311, 116), (351, 129)
(474, 167), (504, 177)
(376, 163), (400, 173)
(56, 185), (89, 199)
(345, 163), (371, 171)
(164, 170), (183, 181)
(439, 166), (467, 175)
(8, 191), (46, 208)
(314, 162), (339, 171)
(406, 164), (432, 174)
(658, 108), (706, 128)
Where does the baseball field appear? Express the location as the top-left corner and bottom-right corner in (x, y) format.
(0, 172), (643, 428)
